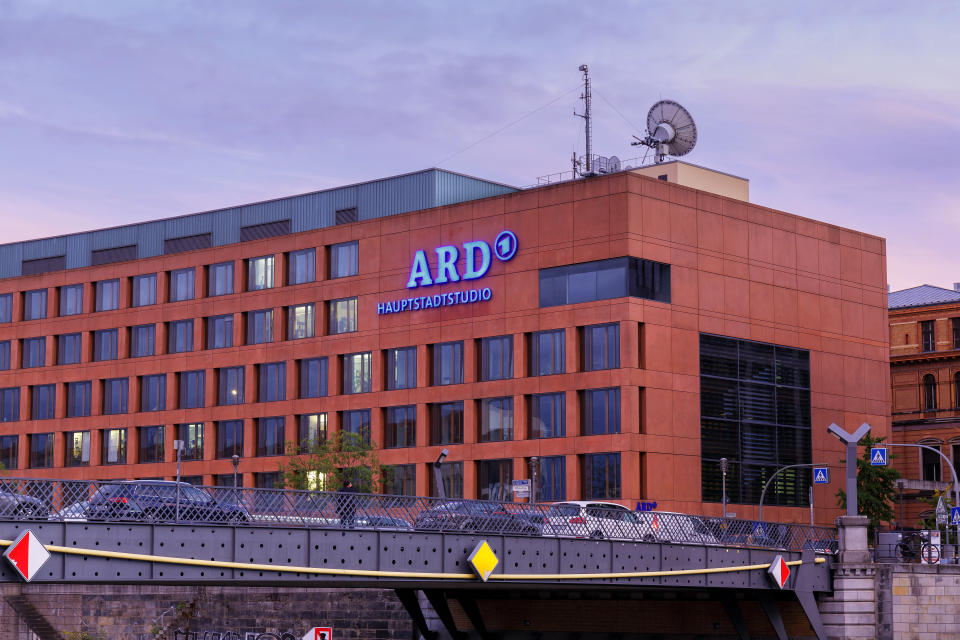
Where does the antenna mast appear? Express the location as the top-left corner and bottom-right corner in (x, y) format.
(574, 64), (592, 176)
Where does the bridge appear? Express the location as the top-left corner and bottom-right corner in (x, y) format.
(0, 478), (836, 639)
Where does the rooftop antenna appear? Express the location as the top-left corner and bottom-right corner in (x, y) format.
(573, 64), (592, 176)
(631, 99), (697, 163)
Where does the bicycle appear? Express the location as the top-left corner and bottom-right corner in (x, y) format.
(896, 531), (939, 563)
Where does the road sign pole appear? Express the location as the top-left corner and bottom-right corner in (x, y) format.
(827, 423), (872, 517)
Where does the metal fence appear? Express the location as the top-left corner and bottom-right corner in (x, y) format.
(0, 477), (836, 553)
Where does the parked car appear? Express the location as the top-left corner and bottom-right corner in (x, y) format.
(542, 501), (643, 540)
(414, 500), (539, 536)
(85, 481), (249, 523)
(634, 511), (721, 546)
(0, 489), (45, 518)
(353, 515), (414, 531)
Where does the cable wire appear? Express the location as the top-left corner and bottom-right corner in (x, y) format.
(594, 89), (645, 137)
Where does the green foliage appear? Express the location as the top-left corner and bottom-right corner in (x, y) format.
(836, 434), (901, 536)
(280, 430), (387, 493)
(63, 632), (105, 640)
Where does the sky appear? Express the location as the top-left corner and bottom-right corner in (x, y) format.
(0, 1), (958, 291)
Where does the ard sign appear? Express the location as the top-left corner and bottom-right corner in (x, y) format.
(378, 231), (517, 315)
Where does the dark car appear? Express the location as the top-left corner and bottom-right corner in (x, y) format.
(0, 489), (45, 518)
(414, 501), (539, 536)
(86, 481), (248, 524)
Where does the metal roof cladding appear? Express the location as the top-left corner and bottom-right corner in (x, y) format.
(888, 284), (960, 310)
(0, 168), (517, 280)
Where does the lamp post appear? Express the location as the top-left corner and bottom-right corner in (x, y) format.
(173, 439), (184, 523)
(231, 454), (240, 503)
(720, 458), (728, 518)
(433, 448), (449, 500)
(757, 462), (830, 521)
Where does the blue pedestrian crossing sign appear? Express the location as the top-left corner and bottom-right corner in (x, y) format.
(870, 447), (888, 466)
(813, 467), (830, 484)
(952, 507), (960, 526)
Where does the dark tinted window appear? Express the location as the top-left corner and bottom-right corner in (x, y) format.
(131, 274), (157, 307)
(30, 433), (54, 468)
(95, 279), (120, 311)
(538, 456), (566, 501)
(258, 362), (285, 402)
(0, 341), (9, 370)
(299, 358), (328, 398)
(480, 397), (513, 442)
(539, 257), (670, 307)
(479, 335), (513, 381)
(139, 426), (165, 463)
(530, 329), (564, 376)
(218, 366), (244, 405)
(31, 384), (55, 419)
(257, 417), (284, 456)
(208, 262), (234, 296)
(385, 346), (416, 390)
(582, 388), (620, 435)
(103, 378), (128, 415)
(23, 289), (47, 320)
(207, 314), (234, 349)
(59, 284), (84, 316)
(57, 333), (81, 365)
(66, 381), (91, 417)
(217, 420), (244, 459)
(246, 309), (273, 344)
(582, 323), (619, 371)
(130, 324), (155, 358)
(921, 320), (935, 352)
(0, 435), (16, 470)
(0, 387), (19, 422)
(169, 268), (195, 302)
(429, 461), (463, 498)
(478, 459), (512, 501)
(432, 341), (463, 386)
(0, 294), (12, 323)
(383, 464), (416, 496)
(584, 452), (620, 499)
(341, 409), (371, 445)
(531, 392), (565, 438)
(329, 241), (358, 278)
(22, 337), (45, 368)
(430, 401), (463, 445)
(93, 329), (118, 361)
(141, 374), (166, 412)
(179, 371), (205, 409)
(288, 249), (315, 285)
(168, 319), (194, 353)
(384, 405), (415, 448)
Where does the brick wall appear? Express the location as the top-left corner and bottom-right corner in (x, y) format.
(888, 564), (960, 639)
(0, 585), (412, 640)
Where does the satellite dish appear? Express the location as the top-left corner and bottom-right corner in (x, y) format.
(632, 99), (697, 163)
(607, 156), (621, 172)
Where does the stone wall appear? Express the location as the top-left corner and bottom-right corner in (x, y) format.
(0, 585), (413, 640)
(886, 563), (960, 640)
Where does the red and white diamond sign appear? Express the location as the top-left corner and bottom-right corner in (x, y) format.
(302, 627), (333, 640)
(766, 554), (790, 589)
(3, 530), (51, 582)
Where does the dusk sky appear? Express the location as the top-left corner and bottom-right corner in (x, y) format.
(1, 1), (957, 291)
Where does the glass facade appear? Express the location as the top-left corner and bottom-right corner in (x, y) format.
(699, 334), (812, 506)
(539, 256), (670, 307)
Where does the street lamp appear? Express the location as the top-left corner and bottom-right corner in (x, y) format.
(231, 454), (240, 503)
(720, 458), (728, 518)
(173, 439), (184, 523)
(433, 448), (449, 500)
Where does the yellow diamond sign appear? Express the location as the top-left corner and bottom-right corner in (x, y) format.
(467, 540), (499, 582)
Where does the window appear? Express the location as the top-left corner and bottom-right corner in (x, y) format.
(247, 255), (274, 291)
(539, 256), (671, 307)
(246, 309), (273, 344)
(288, 303), (315, 339)
(921, 443), (941, 482)
(257, 417), (284, 456)
(57, 333), (81, 365)
(530, 329), (565, 376)
(924, 374), (938, 412)
(207, 314), (234, 349)
(22, 337), (45, 368)
(59, 284), (84, 316)
(30, 433), (54, 468)
(582, 323), (619, 371)
(921, 320), (935, 352)
(66, 381), (92, 417)
(342, 352), (372, 394)
(169, 268), (195, 302)
(0, 435), (17, 470)
(299, 358), (328, 398)
(531, 392), (565, 438)
(31, 384), (55, 419)
(383, 464), (416, 496)
(131, 274), (157, 307)
(479, 335), (513, 381)
(65, 431), (90, 467)
(0, 293), (11, 322)
(168, 319), (194, 353)
(141, 374), (166, 412)
(582, 388), (620, 435)
(95, 279), (120, 311)
(700, 334), (812, 506)
(328, 297), (357, 334)
(103, 378), (128, 415)
(430, 461), (463, 499)
(0, 387), (19, 422)
(256, 472), (281, 489)
(329, 241), (358, 278)
(93, 328), (118, 361)
(217, 420), (244, 459)
(218, 367), (245, 405)
(208, 262), (234, 297)
(288, 248), (315, 285)
(385, 346), (416, 390)
(431, 401), (463, 445)
(130, 324), (156, 358)
(584, 453), (621, 499)
(956, 372), (960, 408)
(139, 426), (165, 463)
(384, 406), (415, 448)
(478, 459), (513, 501)
(480, 397), (513, 442)
(432, 341), (463, 386)
(537, 456), (566, 501)
(954, 318), (960, 350)
(177, 423), (204, 460)
(100, 428), (127, 465)
(23, 289), (47, 320)
(258, 362), (286, 402)
(299, 413), (326, 453)
(341, 409), (371, 445)
(0, 341), (8, 370)
(179, 370), (205, 409)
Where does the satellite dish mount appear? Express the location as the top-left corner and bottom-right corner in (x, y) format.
(632, 99), (698, 163)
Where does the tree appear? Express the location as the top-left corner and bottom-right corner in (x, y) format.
(836, 434), (901, 536)
(279, 430), (387, 493)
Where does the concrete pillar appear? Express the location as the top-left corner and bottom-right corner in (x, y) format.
(820, 515), (877, 639)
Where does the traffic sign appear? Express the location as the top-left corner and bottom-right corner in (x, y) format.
(870, 447), (888, 466)
(512, 479), (530, 498)
(813, 467), (830, 484)
(936, 497), (949, 525)
(951, 507), (960, 526)
(302, 627), (333, 640)
(767, 555), (791, 589)
(3, 530), (51, 582)
(467, 540), (499, 582)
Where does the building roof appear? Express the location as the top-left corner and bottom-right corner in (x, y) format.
(888, 284), (960, 310)
(0, 168), (517, 280)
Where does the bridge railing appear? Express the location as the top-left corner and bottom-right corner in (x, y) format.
(0, 477), (837, 553)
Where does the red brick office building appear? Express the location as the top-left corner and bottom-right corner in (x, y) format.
(0, 165), (890, 523)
